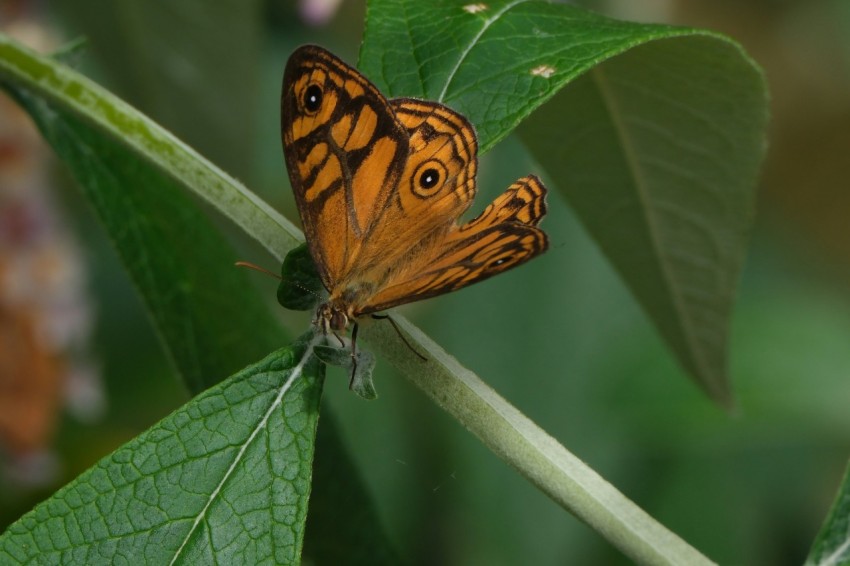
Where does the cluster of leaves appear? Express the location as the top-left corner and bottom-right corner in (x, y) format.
(2, 0), (844, 564)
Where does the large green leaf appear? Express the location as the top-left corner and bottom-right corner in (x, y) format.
(520, 37), (766, 407)
(0, 337), (323, 565)
(360, 0), (769, 404)
(361, 0), (685, 151)
(806, 461), (850, 566)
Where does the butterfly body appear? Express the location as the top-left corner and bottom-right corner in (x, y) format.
(282, 45), (548, 339)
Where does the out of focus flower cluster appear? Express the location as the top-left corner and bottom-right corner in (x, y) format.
(0, 19), (104, 484)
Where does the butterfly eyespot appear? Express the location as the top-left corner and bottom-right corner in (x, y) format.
(411, 161), (448, 198)
(486, 256), (514, 271)
(419, 168), (440, 189)
(303, 84), (323, 114)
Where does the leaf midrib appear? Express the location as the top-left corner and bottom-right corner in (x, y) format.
(437, 0), (531, 103)
(168, 336), (320, 565)
(821, 537), (850, 566)
(591, 64), (710, 385)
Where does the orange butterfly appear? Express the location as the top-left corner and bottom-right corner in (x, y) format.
(281, 45), (548, 351)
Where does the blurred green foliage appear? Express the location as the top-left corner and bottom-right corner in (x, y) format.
(1, 1), (849, 565)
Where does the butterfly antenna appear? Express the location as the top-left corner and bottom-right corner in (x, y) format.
(235, 261), (325, 300)
(234, 261), (282, 280)
(371, 314), (427, 361)
(348, 323), (359, 388)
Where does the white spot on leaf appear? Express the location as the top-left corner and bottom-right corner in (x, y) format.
(463, 3), (488, 14)
(530, 65), (556, 78)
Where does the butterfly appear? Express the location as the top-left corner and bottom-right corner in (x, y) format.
(281, 45), (548, 353)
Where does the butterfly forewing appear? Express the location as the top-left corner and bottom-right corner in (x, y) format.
(282, 45), (409, 288)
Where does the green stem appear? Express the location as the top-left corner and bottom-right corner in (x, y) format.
(362, 318), (715, 566)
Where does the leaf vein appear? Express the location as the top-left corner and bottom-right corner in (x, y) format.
(168, 335), (321, 565)
(438, 0), (531, 102)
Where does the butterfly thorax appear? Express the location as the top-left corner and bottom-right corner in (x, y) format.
(316, 276), (382, 333)
(318, 276), (384, 330)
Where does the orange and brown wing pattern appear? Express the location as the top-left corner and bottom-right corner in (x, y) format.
(389, 99), (478, 224)
(459, 174), (547, 231)
(345, 98), (482, 284)
(282, 45), (549, 322)
(281, 45), (409, 289)
(362, 175), (549, 314)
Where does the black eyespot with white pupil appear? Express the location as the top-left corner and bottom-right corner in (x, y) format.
(411, 161), (448, 198)
(419, 168), (440, 189)
(303, 84), (322, 113)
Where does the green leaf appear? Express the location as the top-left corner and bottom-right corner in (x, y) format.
(361, 0), (681, 151)
(0, 336), (324, 565)
(520, 36), (767, 407)
(349, 351), (378, 401)
(361, 0), (769, 404)
(314, 344), (378, 401)
(806, 461), (850, 566)
(278, 243), (323, 312)
(313, 344), (353, 367)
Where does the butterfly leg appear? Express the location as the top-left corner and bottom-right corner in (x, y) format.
(348, 322), (359, 388)
(371, 314), (427, 361)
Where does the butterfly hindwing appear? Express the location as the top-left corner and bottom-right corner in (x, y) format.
(363, 176), (548, 313)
